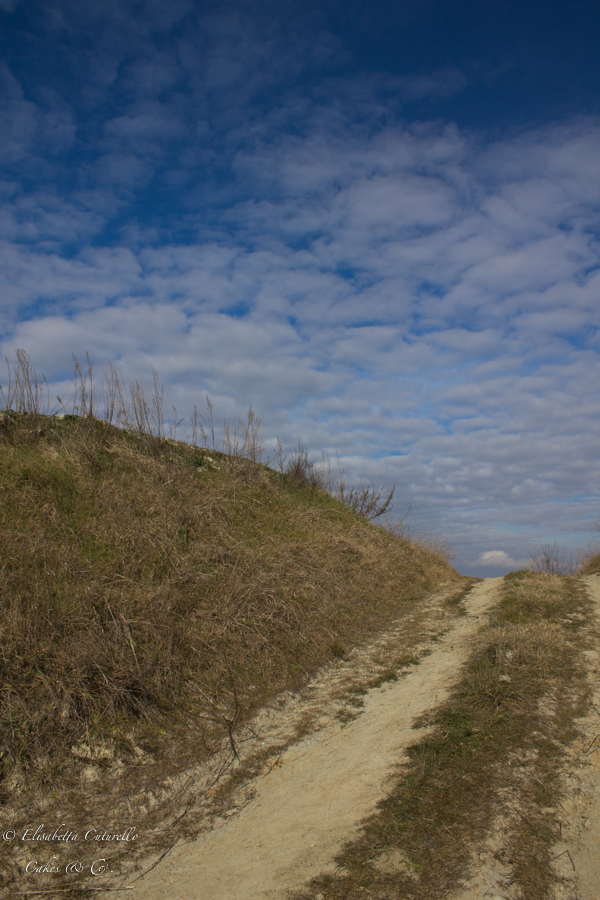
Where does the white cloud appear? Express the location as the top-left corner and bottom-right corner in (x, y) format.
(476, 551), (522, 568)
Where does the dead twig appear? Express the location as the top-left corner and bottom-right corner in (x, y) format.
(127, 838), (179, 883)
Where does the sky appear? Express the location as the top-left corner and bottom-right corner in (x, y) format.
(1, 0), (600, 576)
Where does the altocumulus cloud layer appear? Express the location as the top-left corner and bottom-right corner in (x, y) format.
(1, 0), (600, 574)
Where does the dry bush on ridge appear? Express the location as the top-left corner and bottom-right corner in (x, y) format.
(527, 542), (578, 576)
(284, 441), (323, 489)
(336, 480), (395, 520)
(526, 518), (600, 577)
(283, 440), (397, 520)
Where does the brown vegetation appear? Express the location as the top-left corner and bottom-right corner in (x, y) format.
(0, 353), (457, 804)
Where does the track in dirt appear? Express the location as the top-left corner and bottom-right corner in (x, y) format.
(446, 573), (600, 900)
(128, 578), (502, 900)
(547, 575), (600, 900)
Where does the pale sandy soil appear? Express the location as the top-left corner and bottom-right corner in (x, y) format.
(549, 574), (600, 900)
(124, 578), (503, 900)
(450, 574), (600, 900)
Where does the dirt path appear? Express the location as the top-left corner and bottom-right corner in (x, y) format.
(448, 574), (600, 900)
(129, 578), (502, 900)
(551, 574), (600, 900)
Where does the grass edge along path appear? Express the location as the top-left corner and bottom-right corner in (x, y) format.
(292, 570), (595, 900)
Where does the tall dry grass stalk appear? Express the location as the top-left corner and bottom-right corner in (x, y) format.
(1, 350), (405, 521)
(71, 352), (97, 418)
(0, 349), (50, 416)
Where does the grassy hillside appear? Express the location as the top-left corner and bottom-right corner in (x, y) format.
(0, 409), (459, 787)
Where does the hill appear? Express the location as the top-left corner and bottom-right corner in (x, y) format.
(0, 406), (460, 810)
(3, 360), (599, 900)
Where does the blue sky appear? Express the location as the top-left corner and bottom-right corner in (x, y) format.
(1, 0), (600, 575)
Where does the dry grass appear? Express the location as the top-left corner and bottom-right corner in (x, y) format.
(0, 354), (459, 900)
(0, 413), (455, 776)
(581, 551), (600, 574)
(1, 350), (414, 524)
(578, 517), (600, 574)
(292, 570), (593, 900)
(0, 351), (460, 896)
(577, 539), (600, 575)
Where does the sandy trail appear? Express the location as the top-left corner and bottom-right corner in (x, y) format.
(551, 574), (600, 900)
(448, 574), (600, 900)
(131, 578), (501, 900)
